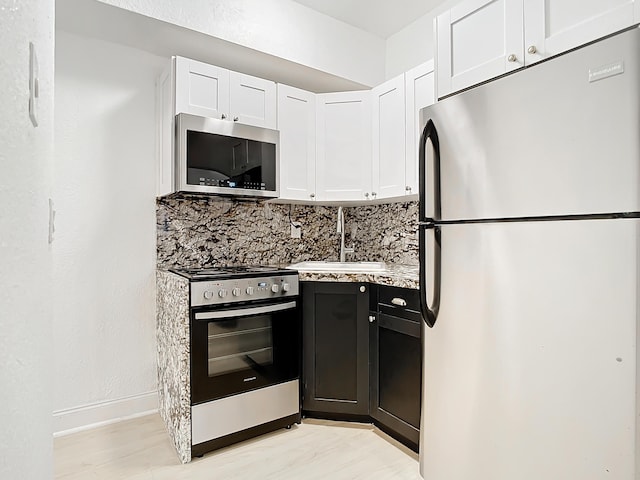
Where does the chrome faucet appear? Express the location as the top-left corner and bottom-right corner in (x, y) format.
(337, 206), (354, 262)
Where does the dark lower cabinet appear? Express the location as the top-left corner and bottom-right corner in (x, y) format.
(301, 281), (422, 452)
(370, 285), (422, 452)
(301, 282), (369, 417)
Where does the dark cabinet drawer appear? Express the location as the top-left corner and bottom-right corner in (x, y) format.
(377, 285), (420, 312)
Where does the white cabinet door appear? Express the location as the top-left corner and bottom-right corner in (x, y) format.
(229, 71), (277, 129)
(524, 0), (639, 65)
(174, 56), (230, 119)
(277, 84), (316, 201)
(156, 65), (175, 197)
(372, 74), (406, 200)
(405, 61), (435, 196)
(436, 0), (524, 97)
(316, 91), (372, 202)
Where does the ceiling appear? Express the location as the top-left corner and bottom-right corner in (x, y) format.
(291, 0), (448, 38)
(57, 0), (371, 92)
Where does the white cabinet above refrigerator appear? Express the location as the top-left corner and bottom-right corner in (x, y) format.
(436, 0), (640, 97)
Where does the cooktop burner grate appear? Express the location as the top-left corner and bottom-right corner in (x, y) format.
(169, 265), (295, 281)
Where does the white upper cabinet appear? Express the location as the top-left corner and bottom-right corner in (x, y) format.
(229, 71), (277, 129)
(174, 56), (276, 128)
(277, 84), (316, 201)
(316, 91), (372, 202)
(437, 0), (523, 97)
(437, 0), (640, 97)
(524, 0), (640, 65)
(165, 55), (432, 203)
(405, 61), (435, 196)
(371, 74), (406, 200)
(175, 56), (230, 119)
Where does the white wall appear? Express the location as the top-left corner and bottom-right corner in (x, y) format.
(93, 0), (386, 88)
(385, 0), (458, 79)
(53, 32), (164, 432)
(0, 0), (54, 478)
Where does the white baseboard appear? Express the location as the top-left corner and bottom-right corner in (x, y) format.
(53, 390), (159, 437)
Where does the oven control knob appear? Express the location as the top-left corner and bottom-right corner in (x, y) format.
(232, 287), (241, 297)
(246, 286), (254, 295)
(203, 290), (214, 300)
(271, 284), (280, 293)
(218, 289), (228, 298)
(282, 283), (290, 292)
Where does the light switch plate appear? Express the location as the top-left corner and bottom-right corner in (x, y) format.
(290, 222), (302, 239)
(29, 42), (39, 127)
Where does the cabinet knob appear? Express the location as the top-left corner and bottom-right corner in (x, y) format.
(371, 192), (377, 197)
(507, 54), (517, 62)
(221, 113), (227, 119)
(359, 285), (366, 293)
(405, 186), (411, 192)
(365, 192), (370, 198)
(527, 45), (537, 54)
(233, 116), (239, 122)
(368, 315), (376, 323)
(310, 193), (315, 199)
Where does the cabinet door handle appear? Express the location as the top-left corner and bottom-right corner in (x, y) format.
(368, 315), (376, 323)
(507, 54), (517, 62)
(233, 116), (239, 122)
(391, 297), (407, 307)
(221, 113), (227, 119)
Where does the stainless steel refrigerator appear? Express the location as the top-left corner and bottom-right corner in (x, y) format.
(418, 27), (640, 479)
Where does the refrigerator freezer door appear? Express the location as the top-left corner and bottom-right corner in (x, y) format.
(419, 27), (640, 221)
(420, 218), (639, 479)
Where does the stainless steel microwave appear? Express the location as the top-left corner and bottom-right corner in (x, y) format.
(175, 113), (279, 198)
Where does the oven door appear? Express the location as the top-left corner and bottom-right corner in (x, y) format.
(190, 299), (300, 405)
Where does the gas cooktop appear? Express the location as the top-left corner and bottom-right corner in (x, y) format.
(170, 265), (299, 306)
(170, 265), (296, 281)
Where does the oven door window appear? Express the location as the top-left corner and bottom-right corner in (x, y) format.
(207, 315), (273, 377)
(191, 301), (300, 404)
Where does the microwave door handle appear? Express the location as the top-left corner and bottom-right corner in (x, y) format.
(194, 301), (297, 320)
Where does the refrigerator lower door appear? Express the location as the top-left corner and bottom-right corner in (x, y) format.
(420, 218), (639, 480)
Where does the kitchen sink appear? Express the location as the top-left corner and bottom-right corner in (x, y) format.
(287, 261), (386, 272)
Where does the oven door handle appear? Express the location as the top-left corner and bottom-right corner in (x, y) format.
(194, 301), (297, 320)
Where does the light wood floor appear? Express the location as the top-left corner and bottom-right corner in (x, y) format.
(54, 414), (421, 479)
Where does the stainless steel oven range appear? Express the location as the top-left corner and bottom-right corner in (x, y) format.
(170, 266), (301, 457)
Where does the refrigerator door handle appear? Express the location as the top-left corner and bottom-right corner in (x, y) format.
(419, 119), (442, 328)
(419, 119), (441, 224)
(419, 224), (441, 327)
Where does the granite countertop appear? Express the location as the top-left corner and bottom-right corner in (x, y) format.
(294, 264), (419, 290)
(157, 264), (420, 290)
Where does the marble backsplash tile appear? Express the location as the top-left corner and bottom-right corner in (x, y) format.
(157, 195), (418, 269)
(345, 202), (419, 265)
